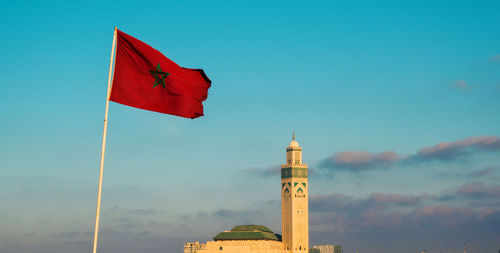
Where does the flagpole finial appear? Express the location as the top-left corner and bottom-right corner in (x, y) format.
(292, 131), (295, 140)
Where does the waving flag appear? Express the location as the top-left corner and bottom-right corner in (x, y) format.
(109, 29), (211, 118)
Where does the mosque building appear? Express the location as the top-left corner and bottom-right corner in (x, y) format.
(184, 134), (309, 253)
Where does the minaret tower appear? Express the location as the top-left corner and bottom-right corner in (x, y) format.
(281, 133), (309, 252)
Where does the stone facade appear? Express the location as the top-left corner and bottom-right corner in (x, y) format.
(184, 240), (287, 253)
(311, 245), (343, 253)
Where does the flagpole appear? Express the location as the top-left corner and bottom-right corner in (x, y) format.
(92, 26), (117, 253)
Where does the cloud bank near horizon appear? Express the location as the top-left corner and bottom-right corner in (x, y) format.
(4, 180), (498, 253)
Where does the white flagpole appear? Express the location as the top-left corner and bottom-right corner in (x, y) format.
(92, 26), (117, 253)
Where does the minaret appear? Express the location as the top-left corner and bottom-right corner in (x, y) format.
(281, 132), (309, 252)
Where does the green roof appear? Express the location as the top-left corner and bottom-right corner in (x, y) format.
(231, 225), (273, 233)
(213, 224), (281, 241)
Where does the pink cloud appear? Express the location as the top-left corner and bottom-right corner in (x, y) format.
(319, 135), (500, 173)
(417, 136), (500, 160)
(490, 54), (500, 62)
(413, 205), (467, 216)
(451, 80), (468, 90)
(322, 151), (400, 170)
(370, 193), (422, 205)
(470, 166), (497, 177)
(310, 192), (500, 235)
(457, 182), (500, 198)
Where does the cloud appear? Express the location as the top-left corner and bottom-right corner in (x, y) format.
(318, 136), (500, 173)
(416, 136), (500, 161)
(309, 191), (500, 241)
(319, 151), (400, 171)
(56, 230), (81, 238)
(243, 165), (318, 177)
(470, 166), (497, 177)
(209, 208), (272, 227)
(103, 206), (162, 216)
(489, 54), (500, 62)
(243, 165), (280, 176)
(370, 193), (427, 206)
(309, 194), (354, 212)
(212, 208), (237, 217)
(412, 205), (465, 216)
(310, 192), (428, 215)
(210, 207), (267, 220)
(437, 165), (498, 178)
(439, 182), (500, 204)
(456, 182), (500, 199)
(451, 80), (469, 90)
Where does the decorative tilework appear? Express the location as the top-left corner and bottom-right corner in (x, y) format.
(281, 167), (308, 179)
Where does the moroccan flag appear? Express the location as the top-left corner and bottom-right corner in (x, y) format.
(109, 29), (211, 119)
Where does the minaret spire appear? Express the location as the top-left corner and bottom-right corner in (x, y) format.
(281, 135), (308, 252)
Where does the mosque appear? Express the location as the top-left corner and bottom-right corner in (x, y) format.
(184, 134), (309, 253)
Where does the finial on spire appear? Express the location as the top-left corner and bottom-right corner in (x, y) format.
(292, 131), (295, 140)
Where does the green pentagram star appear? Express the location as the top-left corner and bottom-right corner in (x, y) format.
(149, 63), (170, 88)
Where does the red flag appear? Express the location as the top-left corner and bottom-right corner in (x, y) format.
(109, 29), (211, 119)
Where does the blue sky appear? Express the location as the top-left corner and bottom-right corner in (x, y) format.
(0, 1), (499, 253)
